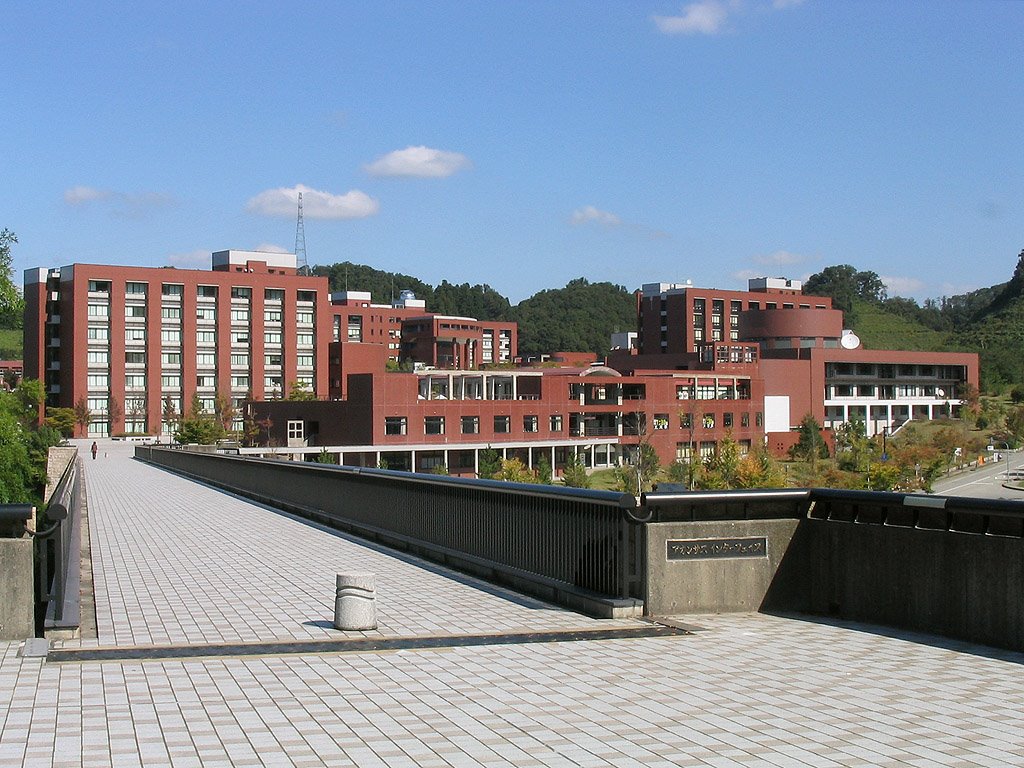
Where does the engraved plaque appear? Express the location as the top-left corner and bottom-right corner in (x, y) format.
(666, 536), (768, 561)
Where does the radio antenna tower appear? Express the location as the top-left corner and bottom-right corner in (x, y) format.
(294, 191), (308, 274)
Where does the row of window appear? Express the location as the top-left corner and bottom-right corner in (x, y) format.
(91, 351), (314, 368)
(385, 414), (564, 436)
(88, 304), (315, 324)
(88, 326), (315, 346)
(88, 281), (316, 302)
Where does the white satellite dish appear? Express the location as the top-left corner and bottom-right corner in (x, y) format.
(936, 388), (945, 398)
(840, 330), (860, 350)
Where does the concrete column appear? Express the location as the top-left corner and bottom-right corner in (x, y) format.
(334, 573), (377, 630)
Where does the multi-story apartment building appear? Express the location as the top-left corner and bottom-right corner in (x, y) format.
(25, 251), (332, 436)
(25, 252), (521, 437)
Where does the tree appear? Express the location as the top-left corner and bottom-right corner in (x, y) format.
(477, 447), (502, 480)
(496, 458), (535, 483)
(161, 396), (180, 441)
(0, 229), (24, 330)
(789, 414), (828, 471)
(834, 419), (871, 473)
(45, 407), (76, 438)
(287, 381), (317, 401)
(74, 397), (92, 437)
(107, 395), (123, 434)
(561, 451), (591, 488)
(535, 453), (553, 485)
(213, 392), (237, 431)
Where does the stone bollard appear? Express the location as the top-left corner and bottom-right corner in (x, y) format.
(333, 572), (377, 630)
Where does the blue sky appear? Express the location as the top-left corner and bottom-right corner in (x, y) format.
(3, 1), (1022, 304)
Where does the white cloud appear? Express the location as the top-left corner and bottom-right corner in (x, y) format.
(166, 250), (210, 269)
(752, 249), (806, 267)
(253, 243), (291, 253)
(64, 186), (113, 206)
(64, 186), (173, 219)
(653, 0), (730, 35)
(882, 276), (926, 297)
(570, 206), (622, 227)
(246, 184), (379, 220)
(364, 146), (471, 178)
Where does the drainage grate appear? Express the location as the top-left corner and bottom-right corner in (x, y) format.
(49, 624), (690, 664)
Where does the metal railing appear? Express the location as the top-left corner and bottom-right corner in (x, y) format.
(136, 446), (643, 612)
(641, 486), (1024, 537)
(36, 456), (81, 633)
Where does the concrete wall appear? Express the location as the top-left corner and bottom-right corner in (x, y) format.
(644, 519), (800, 616)
(784, 519), (1024, 651)
(0, 539), (35, 640)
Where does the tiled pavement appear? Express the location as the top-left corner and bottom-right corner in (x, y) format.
(2, 440), (1023, 766)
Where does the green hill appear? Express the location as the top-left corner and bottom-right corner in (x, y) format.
(850, 300), (950, 352)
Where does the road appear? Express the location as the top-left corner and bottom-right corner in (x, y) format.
(931, 451), (1024, 499)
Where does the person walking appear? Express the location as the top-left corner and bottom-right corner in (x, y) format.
(91, 441), (98, 460)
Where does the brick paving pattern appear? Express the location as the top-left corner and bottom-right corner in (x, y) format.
(1, 438), (1023, 766)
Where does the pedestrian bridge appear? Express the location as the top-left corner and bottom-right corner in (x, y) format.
(1, 439), (1022, 767)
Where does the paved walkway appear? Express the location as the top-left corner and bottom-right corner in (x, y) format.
(2, 439), (1024, 766)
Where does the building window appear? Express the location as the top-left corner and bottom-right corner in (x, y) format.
(231, 331), (249, 344)
(87, 304), (109, 318)
(264, 376), (283, 392)
(161, 307), (181, 320)
(125, 352), (146, 365)
(196, 375), (216, 388)
(756, 412), (763, 427)
(703, 414), (715, 429)
(676, 443), (691, 462)
(161, 375), (181, 388)
(265, 354), (282, 367)
(161, 329), (181, 343)
(87, 351), (108, 364)
(723, 412), (733, 428)
(297, 311), (314, 324)
(161, 352), (181, 366)
(231, 287), (251, 299)
(87, 397), (108, 413)
(230, 309), (249, 322)
(297, 354), (314, 368)
(264, 332), (282, 345)
(652, 414), (669, 430)
(197, 307), (216, 321)
(264, 310), (282, 323)
(550, 414), (563, 432)
(125, 305), (146, 318)
(287, 420), (304, 440)
(296, 333), (314, 346)
(125, 375), (146, 389)
(524, 415), (538, 433)
(88, 327), (109, 341)
(197, 331), (216, 344)
(126, 282), (147, 296)
(680, 412), (692, 429)
(461, 416), (479, 434)
(162, 284), (183, 296)
(196, 353), (216, 367)
(231, 376), (249, 389)
(425, 416), (445, 435)
(265, 289), (285, 302)
(197, 285), (217, 298)
(741, 412), (750, 428)
(385, 416), (407, 435)
(88, 280), (110, 293)
(87, 373), (109, 388)
(231, 354), (249, 367)
(494, 415), (511, 433)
